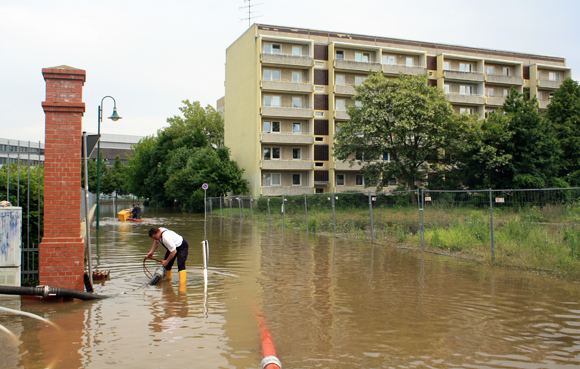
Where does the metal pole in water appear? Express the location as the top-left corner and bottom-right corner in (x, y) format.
(267, 195), (271, 226)
(220, 196), (223, 217)
(229, 196), (232, 219)
(420, 189), (425, 251)
(82, 132), (93, 285)
(304, 193), (308, 233)
(282, 195), (286, 230)
(489, 188), (495, 263)
(250, 196), (254, 224)
(27, 141), (30, 249)
(239, 197), (242, 220)
(332, 192), (336, 237)
(368, 191), (374, 244)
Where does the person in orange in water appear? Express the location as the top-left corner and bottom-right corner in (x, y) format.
(146, 227), (189, 287)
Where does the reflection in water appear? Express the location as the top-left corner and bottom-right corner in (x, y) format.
(1, 210), (580, 368)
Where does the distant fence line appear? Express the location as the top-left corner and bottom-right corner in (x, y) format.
(207, 187), (580, 263)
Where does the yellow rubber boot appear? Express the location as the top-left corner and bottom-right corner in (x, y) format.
(179, 270), (187, 292)
(165, 270), (172, 281)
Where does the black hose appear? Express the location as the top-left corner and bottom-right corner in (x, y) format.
(0, 285), (110, 300)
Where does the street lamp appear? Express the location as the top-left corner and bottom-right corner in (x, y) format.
(96, 96), (122, 230)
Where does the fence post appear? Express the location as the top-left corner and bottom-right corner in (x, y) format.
(420, 189), (425, 251)
(250, 196), (254, 224)
(332, 192), (336, 237)
(6, 140), (9, 202)
(229, 196), (232, 219)
(238, 196), (242, 220)
(210, 199), (213, 216)
(304, 193), (308, 233)
(282, 195), (286, 230)
(368, 191), (374, 243)
(267, 195), (271, 226)
(489, 188), (495, 263)
(220, 196), (223, 217)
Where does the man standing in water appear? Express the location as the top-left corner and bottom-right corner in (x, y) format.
(147, 227), (189, 288)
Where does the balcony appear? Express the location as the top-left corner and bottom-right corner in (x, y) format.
(538, 100), (551, 109)
(537, 79), (563, 89)
(261, 133), (314, 144)
(262, 186), (314, 196)
(485, 96), (506, 106)
(334, 110), (350, 121)
(335, 85), (357, 96)
(485, 74), (523, 85)
(261, 80), (314, 93)
(261, 53), (314, 68)
(261, 106), (314, 119)
(383, 64), (427, 76)
(261, 160), (313, 170)
(444, 70), (485, 82)
(334, 59), (382, 73)
(335, 160), (363, 170)
(446, 93), (485, 105)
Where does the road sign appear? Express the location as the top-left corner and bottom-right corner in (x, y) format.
(202, 183), (209, 190)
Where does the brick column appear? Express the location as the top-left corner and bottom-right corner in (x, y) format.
(39, 66), (87, 290)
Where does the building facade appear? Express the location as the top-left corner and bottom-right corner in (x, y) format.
(0, 138), (44, 167)
(224, 24), (572, 196)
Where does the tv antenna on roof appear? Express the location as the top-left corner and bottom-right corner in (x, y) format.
(241, 0), (262, 28)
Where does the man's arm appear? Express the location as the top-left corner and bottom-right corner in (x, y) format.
(146, 240), (160, 259)
(162, 250), (177, 267)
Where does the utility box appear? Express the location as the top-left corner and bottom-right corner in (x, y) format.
(0, 207), (22, 286)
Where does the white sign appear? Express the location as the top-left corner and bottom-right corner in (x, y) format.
(425, 197), (432, 201)
(495, 198), (505, 203)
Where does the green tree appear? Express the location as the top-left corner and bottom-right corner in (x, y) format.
(461, 89), (561, 189)
(101, 156), (129, 197)
(166, 100), (224, 147)
(334, 73), (470, 191)
(545, 77), (580, 186)
(81, 152), (109, 194)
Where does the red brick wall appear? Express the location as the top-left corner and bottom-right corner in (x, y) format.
(39, 66), (87, 290)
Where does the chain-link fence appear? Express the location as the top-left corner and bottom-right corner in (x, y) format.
(207, 187), (580, 268)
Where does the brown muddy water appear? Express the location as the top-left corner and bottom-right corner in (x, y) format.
(2, 208), (580, 368)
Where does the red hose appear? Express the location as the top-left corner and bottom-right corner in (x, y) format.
(257, 313), (281, 369)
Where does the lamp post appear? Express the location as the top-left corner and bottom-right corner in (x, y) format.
(96, 96), (122, 230)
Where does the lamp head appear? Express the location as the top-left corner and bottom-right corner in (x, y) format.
(108, 108), (122, 122)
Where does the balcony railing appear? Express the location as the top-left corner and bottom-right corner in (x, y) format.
(538, 99), (551, 109)
(335, 85), (357, 95)
(537, 79), (563, 89)
(261, 80), (314, 93)
(335, 160), (363, 170)
(485, 96), (506, 106)
(445, 93), (485, 105)
(262, 186), (314, 196)
(443, 70), (485, 82)
(485, 74), (523, 85)
(382, 63), (427, 75)
(261, 106), (314, 119)
(334, 59), (382, 72)
(261, 53), (314, 68)
(261, 132), (314, 144)
(261, 160), (313, 170)
(334, 110), (350, 121)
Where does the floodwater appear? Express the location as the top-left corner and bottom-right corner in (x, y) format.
(2, 208), (580, 368)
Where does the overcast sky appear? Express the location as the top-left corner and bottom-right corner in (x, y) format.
(1, 0), (579, 143)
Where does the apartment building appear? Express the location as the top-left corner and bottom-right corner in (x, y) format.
(224, 24), (572, 196)
(0, 138), (44, 167)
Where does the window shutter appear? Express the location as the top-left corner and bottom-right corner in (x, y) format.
(314, 120), (329, 136)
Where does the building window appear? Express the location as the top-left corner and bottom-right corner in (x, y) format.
(355, 101), (362, 108)
(292, 71), (302, 83)
(459, 63), (473, 73)
(383, 55), (396, 65)
(354, 76), (366, 86)
(389, 178), (397, 186)
(460, 108), (474, 115)
(460, 85), (474, 96)
(292, 122), (301, 134)
(264, 95), (281, 107)
(503, 67), (510, 77)
(336, 50), (344, 60)
(264, 43), (281, 54)
(549, 72), (560, 81)
(383, 152), (390, 161)
(292, 173), (302, 186)
(315, 61), (324, 67)
(292, 148), (301, 159)
(406, 57), (414, 67)
(263, 147), (281, 160)
(315, 111), (324, 117)
(336, 99), (346, 111)
(315, 137), (324, 141)
(486, 66), (495, 75)
(356, 175), (364, 186)
(485, 88), (495, 97)
(292, 46), (302, 57)
(336, 74), (345, 85)
(444, 61), (450, 71)
(315, 162), (324, 167)
(444, 84), (450, 94)
(263, 69), (281, 81)
(263, 121), (281, 133)
(503, 89), (509, 97)
(485, 110), (496, 118)
(315, 86), (324, 92)
(336, 174), (345, 186)
(292, 97), (302, 108)
(355, 52), (370, 63)
(263, 173), (281, 187)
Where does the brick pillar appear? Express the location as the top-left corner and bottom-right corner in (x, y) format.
(39, 66), (87, 290)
